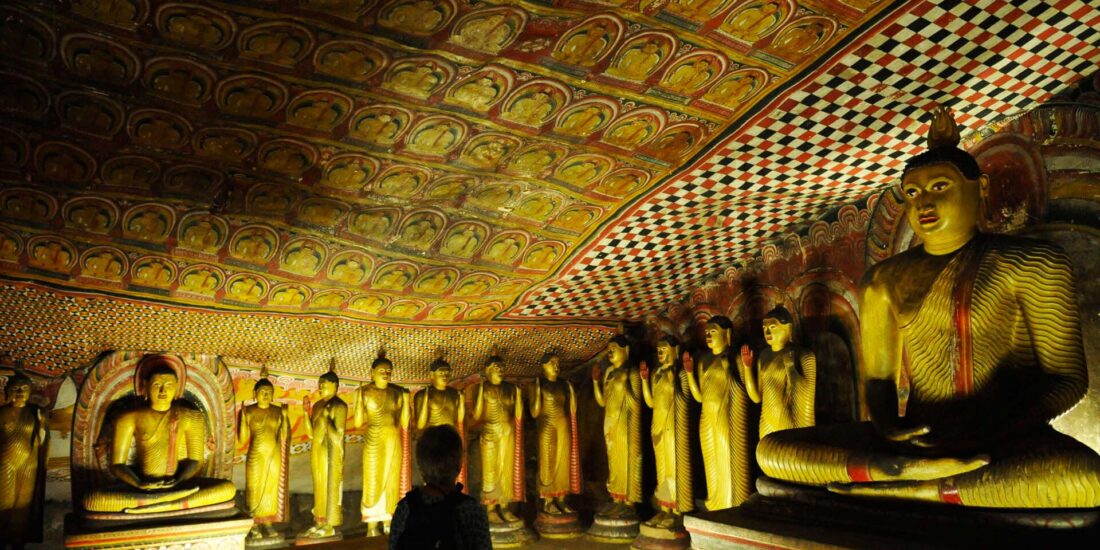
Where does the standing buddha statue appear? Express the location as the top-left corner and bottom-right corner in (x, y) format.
(472, 355), (523, 523)
(685, 315), (754, 509)
(0, 371), (47, 548)
(739, 306), (816, 439)
(80, 355), (237, 516)
(237, 370), (290, 542)
(353, 351), (410, 537)
(639, 337), (693, 529)
(529, 353), (580, 515)
(756, 107), (1100, 508)
(592, 335), (642, 516)
(300, 363), (347, 539)
(413, 356), (466, 489)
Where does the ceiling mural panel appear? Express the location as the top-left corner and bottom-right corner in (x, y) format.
(512, 0), (1100, 319)
(0, 0), (895, 328)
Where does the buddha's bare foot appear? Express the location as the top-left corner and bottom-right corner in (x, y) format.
(488, 507), (504, 523)
(317, 525), (336, 538)
(262, 524), (279, 539)
(874, 454), (990, 481)
(542, 500), (560, 514)
(366, 522), (383, 537)
(557, 499), (574, 513)
(827, 479), (940, 502)
(501, 507), (519, 522)
(656, 512), (679, 529)
(383, 521), (391, 535)
(643, 511), (661, 527)
(247, 526), (265, 541)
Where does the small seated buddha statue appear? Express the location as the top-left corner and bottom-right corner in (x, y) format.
(80, 355), (237, 516)
(756, 107), (1100, 508)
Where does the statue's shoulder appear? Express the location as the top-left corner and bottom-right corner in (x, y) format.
(980, 233), (1068, 263)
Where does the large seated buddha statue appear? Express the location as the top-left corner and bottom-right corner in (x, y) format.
(78, 354), (237, 520)
(756, 107), (1100, 508)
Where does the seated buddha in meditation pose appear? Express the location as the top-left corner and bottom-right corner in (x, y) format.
(81, 356), (237, 515)
(757, 107), (1100, 508)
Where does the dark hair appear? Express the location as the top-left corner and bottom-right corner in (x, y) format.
(429, 358), (451, 372)
(485, 355), (504, 367)
(320, 370), (340, 385)
(707, 315), (733, 330)
(539, 352), (558, 365)
(763, 306), (794, 325)
(902, 147), (982, 181)
(416, 424), (464, 486)
(609, 335), (631, 348)
(658, 335), (681, 349)
(147, 364), (178, 381)
(5, 372), (32, 389)
(371, 356), (393, 369)
(254, 378), (274, 393)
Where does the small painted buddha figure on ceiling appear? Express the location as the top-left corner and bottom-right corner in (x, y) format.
(756, 107), (1100, 508)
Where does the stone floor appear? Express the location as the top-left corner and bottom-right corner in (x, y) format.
(312, 534), (630, 549)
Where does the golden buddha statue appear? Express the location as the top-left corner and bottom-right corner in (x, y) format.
(81, 356), (237, 515)
(592, 336), (642, 515)
(756, 107), (1100, 508)
(237, 372), (290, 542)
(639, 337), (693, 528)
(739, 306), (816, 438)
(300, 365), (347, 538)
(352, 352), (410, 537)
(0, 372), (47, 547)
(413, 357), (466, 488)
(684, 315), (753, 509)
(530, 353), (580, 515)
(473, 356), (523, 523)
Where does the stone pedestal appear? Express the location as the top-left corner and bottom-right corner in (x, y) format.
(632, 521), (690, 549)
(535, 511), (584, 539)
(586, 505), (640, 543)
(293, 532), (342, 546)
(489, 518), (539, 547)
(245, 529), (288, 549)
(685, 478), (1100, 549)
(64, 514), (253, 550)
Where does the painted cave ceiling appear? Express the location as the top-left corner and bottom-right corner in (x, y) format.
(0, 0), (1097, 378)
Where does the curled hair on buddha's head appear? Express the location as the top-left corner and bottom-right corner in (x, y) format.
(430, 357), (451, 372)
(253, 377), (274, 393)
(6, 370), (32, 388)
(539, 351), (558, 365)
(763, 305), (794, 325)
(372, 349), (392, 370)
(658, 334), (681, 350)
(608, 334), (631, 349)
(706, 315), (733, 331)
(902, 105), (982, 182)
(416, 424), (464, 487)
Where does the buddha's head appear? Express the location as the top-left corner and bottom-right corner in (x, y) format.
(762, 306), (794, 351)
(371, 355), (393, 389)
(902, 107), (988, 254)
(319, 369), (340, 399)
(146, 366), (179, 412)
(4, 372), (32, 408)
(254, 378), (274, 408)
(705, 315), (733, 354)
(429, 357), (452, 389)
(607, 335), (630, 367)
(540, 353), (560, 381)
(484, 356), (504, 385)
(656, 335), (680, 368)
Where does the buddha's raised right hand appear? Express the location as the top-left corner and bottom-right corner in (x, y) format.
(591, 365), (600, 381)
(682, 352), (694, 374)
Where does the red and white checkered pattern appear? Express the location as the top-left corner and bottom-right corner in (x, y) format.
(506, 0), (1100, 320)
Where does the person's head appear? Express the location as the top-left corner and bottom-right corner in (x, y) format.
(607, 335), (630, 366)
(540, 352), (560, 381)
(656, 335), (680, 367)
(371, 355), (393, 389)
(254, 377), (274, 407)
(484, 356), (504, 384)
(429, 357), (452, 388)
(416, 424), (464, 487)
(762, 306), (794, 350)
(902, 149), (987, 247)
(319, 369), (340, 398)
(705, 315), (733, 353)
(4, 372), (32, 407)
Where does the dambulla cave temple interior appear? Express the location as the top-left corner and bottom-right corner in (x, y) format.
(0, 0), (1098, 548)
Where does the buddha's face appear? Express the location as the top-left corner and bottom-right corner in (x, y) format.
(902, 162), (983, 245)
(255, 385), (274, 408)
(541, 357), (560, 381)
(148, 373), (178, 411)
(431, 367), (451, 388)
(705, 322), (730, 353)
(762, 317), (792, 349)
(656, 341), (676, 367)
(5, 382), (31, 407)
(607, 342), (627, 366)
(319, 379), (337, 399)
(485, 362), (503, 384)
(372, 363), (392, 388)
